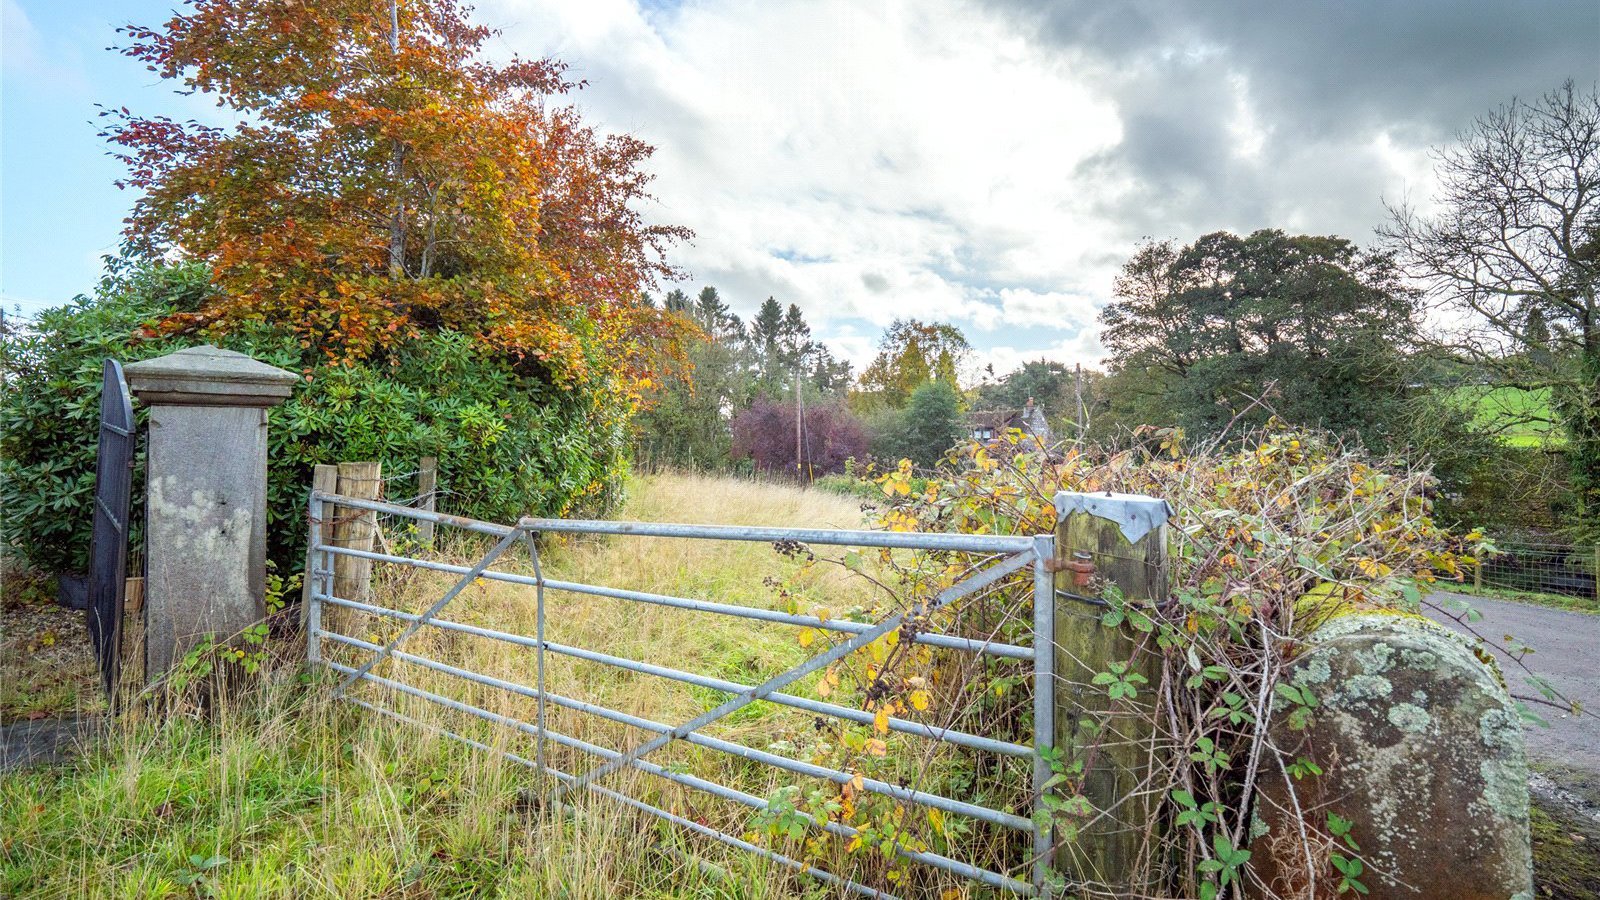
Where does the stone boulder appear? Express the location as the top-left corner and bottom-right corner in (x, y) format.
(1252, 612), (1532, 899)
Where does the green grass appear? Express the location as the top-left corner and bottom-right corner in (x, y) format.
(1453, 582), (1600, 615)
(1445, 384), (1563, 448)
(0, 473), (1007, 898)
(0, 679), (810, 899)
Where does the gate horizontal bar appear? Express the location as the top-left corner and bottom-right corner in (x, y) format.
(540, 578), (1034, 661)
(327, 662), (1031, 893)
(343, 698), (899, 899)
(550, 551), (1035, 807)
(313, 492), (514, 538)
(518, 516), (1038, 553)
(315, 544), (1032, 660)
(322, 631), (1032, 832)
(312, 491), (1038, 554)
(317, 593), (1032, 758)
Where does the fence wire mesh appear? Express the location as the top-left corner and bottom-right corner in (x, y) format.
(1477, 539), (1599, 600)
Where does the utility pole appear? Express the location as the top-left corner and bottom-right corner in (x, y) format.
(1073, 363), (1085, 439)
(794, 361), (805, 482)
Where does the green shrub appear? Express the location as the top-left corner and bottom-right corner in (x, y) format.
(811, 473), (872, 498)
(1, 264), (628, 577)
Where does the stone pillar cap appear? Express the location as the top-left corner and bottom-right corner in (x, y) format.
(125, 344), (299, 408)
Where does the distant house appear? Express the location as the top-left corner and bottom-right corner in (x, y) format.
(966, 398), (1053, 444)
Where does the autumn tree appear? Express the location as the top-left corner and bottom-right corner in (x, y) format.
(105, 0), (688, 402)
(730, 398), (867, 479)
(855, 319), (972, 408)
(632, 287), (850, 469)
(1383, 83), (1600, 538)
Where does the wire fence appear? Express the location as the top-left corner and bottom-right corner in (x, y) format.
(1477, 539), (1599, 600)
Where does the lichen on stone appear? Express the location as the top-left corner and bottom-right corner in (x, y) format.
(1336, 673), (1393, 706)
(1386, 702), (1432, 733)
(1293, 653), (1332, 686)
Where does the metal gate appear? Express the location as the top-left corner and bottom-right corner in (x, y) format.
(306, 490), (1058, 897)
(87, 359), (136, 703)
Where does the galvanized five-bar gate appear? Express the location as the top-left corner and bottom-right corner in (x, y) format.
(306, 491), (1059, 897)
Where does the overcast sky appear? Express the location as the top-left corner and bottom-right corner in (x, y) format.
(3, 0), (1595, 375)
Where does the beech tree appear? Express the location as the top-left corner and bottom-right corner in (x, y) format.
(105, 0), (688, 401)
(1383, 82), (1600, 537)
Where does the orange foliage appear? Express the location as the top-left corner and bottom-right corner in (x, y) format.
(105, 0), (691, 402)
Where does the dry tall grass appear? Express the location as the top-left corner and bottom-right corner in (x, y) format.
(2, 473), (928, 899)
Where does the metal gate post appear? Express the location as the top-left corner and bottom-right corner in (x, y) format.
(526, 532), (548, 782)
(308, 490), (325, 667)
(1031, 533), (1056, 897)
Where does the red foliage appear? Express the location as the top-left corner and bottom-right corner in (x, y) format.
(731, 399), (867, 479)
(103, 0), (691, 405)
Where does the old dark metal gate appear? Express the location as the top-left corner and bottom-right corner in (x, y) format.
(86, 359), (135, 703)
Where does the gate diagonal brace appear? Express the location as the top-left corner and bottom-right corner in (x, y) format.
(553, 547), (1040, 804)
(333, 527), (522, 696)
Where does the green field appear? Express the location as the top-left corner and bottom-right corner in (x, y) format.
(1447, 385), (1563, 448)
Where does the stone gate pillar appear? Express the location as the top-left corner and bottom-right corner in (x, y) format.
(125, 345), (298, 679)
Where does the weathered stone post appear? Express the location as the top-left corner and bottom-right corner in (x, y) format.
(1052, 491), (1171, 892)
(125, 345), (298, 679)
(1253, 611), (1533, 899)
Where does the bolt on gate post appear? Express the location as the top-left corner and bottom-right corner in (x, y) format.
(1051, 491), (1170, 893)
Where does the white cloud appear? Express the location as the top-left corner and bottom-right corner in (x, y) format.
(472, 0), (1547, 379)
(976, 329), (1107, 384)
(480, 0), (1129, 363)
(2, 0), (45, 75)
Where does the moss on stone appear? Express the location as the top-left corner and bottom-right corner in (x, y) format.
(1530, 801), (1600, 898)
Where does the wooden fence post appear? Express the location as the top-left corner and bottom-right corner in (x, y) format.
(331, 462), (381, 630)
(1052, 491), (1170, 893)
(416, 456), (438, 548)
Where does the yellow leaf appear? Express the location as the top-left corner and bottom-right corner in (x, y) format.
(850, 773), (865, 793)
(797, 628), (815, 648)
(815, 678), (832, 698)
(865, 738), (887, 757)
(909, 690), (931, 711)
(874, 706), (890, 734)
(927, 807), (946, 835)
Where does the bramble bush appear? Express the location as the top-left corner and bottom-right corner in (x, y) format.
(0, 263), (629, 578)
(750, 425), (1498, 895)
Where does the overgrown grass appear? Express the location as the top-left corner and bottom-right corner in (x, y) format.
(1448, 583), (1600, 615)
(2, 473), (962, 898)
